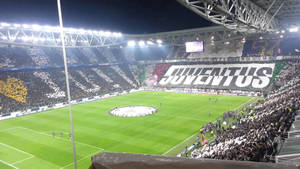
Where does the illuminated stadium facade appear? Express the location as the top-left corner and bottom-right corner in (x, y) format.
(0, 0), (300, 169)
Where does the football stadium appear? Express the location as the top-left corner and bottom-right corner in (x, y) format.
(0, 0), (300, 169)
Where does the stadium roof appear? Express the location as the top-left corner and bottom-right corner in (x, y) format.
(252, 0), (300, 27)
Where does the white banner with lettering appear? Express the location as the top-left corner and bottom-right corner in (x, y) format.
(158, 63), (275, 91)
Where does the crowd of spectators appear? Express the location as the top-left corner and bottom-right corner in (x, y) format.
(192, 74), (300, 162)
(0, 46), (141, 115)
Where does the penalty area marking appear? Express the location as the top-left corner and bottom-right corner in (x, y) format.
(0, 160), (18, 169)
(0, 142), (34, 167)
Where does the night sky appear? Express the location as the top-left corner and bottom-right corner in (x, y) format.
(0, 0), (213, 34)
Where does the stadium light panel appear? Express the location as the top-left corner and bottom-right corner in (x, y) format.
(67, 28), (77, 33)
(13, 24), (21, 28)
(32, 24), (42, 30)
(87, 30), (93, 34)
(44, 25), (54, 32)
(147, 41), (154, 45)
(21, 36), (30, 41)
(0, 22), (10, 27)
(112, 32), (119, 37)
(104, 31), (112, 37)
(22, 24), (30, 28)
(128, 40), (136, 47)
(99, 31), (105, 36)
(79, 29), (85, 34)
(33, 37), (39, 41)
(138, 41), (145, 46)
(289, 27), (299, 32)
(241, 38), (246, 43)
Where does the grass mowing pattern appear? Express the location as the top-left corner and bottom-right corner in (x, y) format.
(0, 91), (251, 169)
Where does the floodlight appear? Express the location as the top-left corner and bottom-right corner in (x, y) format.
(39, 38), (46, 42)
(53, 26), (60, 32)
(128, 40), (136, 47)
(147, 41), (154, 45)
(33, 37), (39, 41)
(13, 24), (21, 28)
(67, 28), (77, 33)
(156, 39), (162, 44)
(99, 31), (105, 36)
(44, 25), (54, 32)
(32, 24), (42, 30)
(281, 30), (285, 33)
(241, 38), (246, 43)
(0, 22), (10, 27)
(87, 30), (93, 34)
(22, 24), (30, 28)
(138, 41), (145, 46)
(225, 41), (230, 45)
(289, 27), (299, 32)
(104, 31), (112, 37)
(78, 29), (85, 34)
(112, 32), (119, 37)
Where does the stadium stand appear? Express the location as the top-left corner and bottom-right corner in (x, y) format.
(191, 64), (300, 162)
(0, 46), (139, 115)
(242, 38), (300, 57)
(0, 36), (299, 167)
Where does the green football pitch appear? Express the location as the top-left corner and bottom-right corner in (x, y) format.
(0, 91), (252, 169)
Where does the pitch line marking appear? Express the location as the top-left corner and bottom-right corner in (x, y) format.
(0, 142), (35, 165)
(0, 127), (19, 133)
(16, 127), (104, 151)
(11, 156), (34, 165)
(0, 160), (18, 169)
(162, 132), (198, 155)
(0, 142), (34, 157)
(60, 149), (103, 169)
